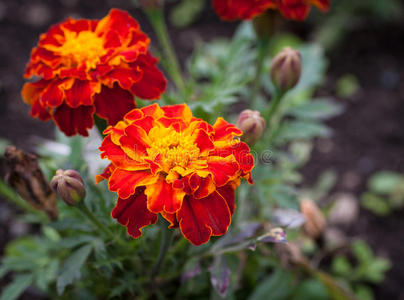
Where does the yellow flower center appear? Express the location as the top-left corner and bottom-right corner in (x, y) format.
(147, 128), (200, 173)
(57, 30), (106, 69)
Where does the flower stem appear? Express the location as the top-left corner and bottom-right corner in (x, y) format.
(76, 201), (114, 239)
(144, 9), (186, 95)
(250, 38), (270, 108)
(151, 217), (174, 280)
(265, 87), (285, 125)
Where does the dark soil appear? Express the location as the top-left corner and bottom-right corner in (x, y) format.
(0, 1), (403, 299)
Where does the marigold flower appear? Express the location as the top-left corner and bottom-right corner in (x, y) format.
(97, 103), (254, 246)
(212, 0), (330, 21)
(21, 9), (166, 136)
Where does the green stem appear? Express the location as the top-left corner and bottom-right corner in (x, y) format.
(76, 201), (114, 239)
(151, 217), (174, 280)
(144, 9), (186, 95)
(250, 38), (270, 108)
(265, 87), (285, 125)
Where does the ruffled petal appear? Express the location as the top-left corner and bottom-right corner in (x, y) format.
(108, 169), (158, 199)
(145, 176), (186, 214)
(208, 156), (240, 186)
(130, 54), (167, 99)
(111, 189), (158, 238)
(178, 191), (232, 246)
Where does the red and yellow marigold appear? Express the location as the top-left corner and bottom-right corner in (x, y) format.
(21, 9), (166, 136)
(97, 103), (254, 246)
(212, 0), (330, 21)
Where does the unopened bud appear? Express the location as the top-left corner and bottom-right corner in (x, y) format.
(51, 169), (86, 206)
(300, 199), (325, 239)
(139, 0), (163, 10)
(236, 110), (266, 146)
(270, 47), (301, 92)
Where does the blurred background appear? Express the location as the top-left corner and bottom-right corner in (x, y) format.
(0, 0), (403, 299)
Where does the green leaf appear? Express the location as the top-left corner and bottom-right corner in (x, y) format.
(316, 271), (357, 300)
(0, 274), (34, 300)
(331, 256), (352, 277)
(336, 74), (360, 98)
(287, 99), (344, 120)
(248, 269), (293, 300)
(355, 285), (374, 300)
(369, 171), (404, 194)
(0, 265), (9, 279)
(57, 244), (93, 295)
(293, 279), (329, 300)
(274, 121), (331, 144)
(352, 241), (373, 264)
(363, 258), (391, 283)
(360, 193), (391, 216)
(169, 0), (205, 28)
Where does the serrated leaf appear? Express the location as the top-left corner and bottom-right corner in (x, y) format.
(0, 274), (34, 300)
(275, 121), (331, 144)
(57, 244), (92, 295)
(287, 99), (344, 120)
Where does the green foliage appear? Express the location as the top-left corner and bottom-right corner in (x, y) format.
(336, 74), (360, 99)
(331, 240), (391, 300)
(169, 0), (205, 28)
(361, 171), (404, 215)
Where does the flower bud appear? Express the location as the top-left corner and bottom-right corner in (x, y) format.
(51, 169), (86, 206)
(270, 47), (301, 92)
(236, 110), (266, 146)
(300, 198), (325, 239)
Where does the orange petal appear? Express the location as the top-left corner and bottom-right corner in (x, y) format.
(111, 189), (158, 238)
(108, 168), (157, 199)
(145, 176), (186, 214)
(213, 117), (243, 141)
(178, 191), (232, 246)
(208, 156), (240, 186)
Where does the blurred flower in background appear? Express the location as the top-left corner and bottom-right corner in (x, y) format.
(22, 9), (166, 137)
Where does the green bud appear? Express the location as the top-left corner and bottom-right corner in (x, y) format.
(270, 47), (302, 92)
(236, 109), (266, 146)
(51, 169), (86, 206)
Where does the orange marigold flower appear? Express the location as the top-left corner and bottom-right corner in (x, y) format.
(21, 9), (167, 136)
(212, 0), (330, 21)
(97, 103), (254, 246)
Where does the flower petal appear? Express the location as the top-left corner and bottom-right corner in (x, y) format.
(145, 176), (186, 214)
(53, 103), (94, 136)
(178, 191), (232, 246)
(94, 84), (137, 125)
(111, 189), (158, 238)
(109, 169), (157, 199)
(130, 54), (167, 99)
